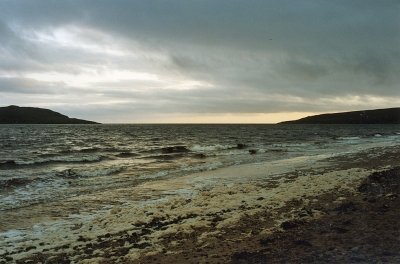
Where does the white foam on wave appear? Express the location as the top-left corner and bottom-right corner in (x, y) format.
(73, 166), (123, 177)
(139, 161), (224, 180)
(179, 161), (223, 172)
(269, 142), (316, 152)
(188, 144), (234, 152)
(271, 142), (311, 147)
(336, 136), (360, 140)
(212, 150), (249, 157)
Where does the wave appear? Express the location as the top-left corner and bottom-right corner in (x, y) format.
(0, 160), (19, 167)
(335, 136), (361, 140)
(115, 152), (139, 158)
(270, 142), (311, 148)
(144, 146), (190, 154)
(0, 177), (31, 188)
(161, 146), (190, 153)
(104, 147), (129, 153)
(188, 144), (236, 152)
(59, 166), (123, 178)
(0, 155), (101, 166)
(78, 147), (100, 153)
(146, 153), (186, 161)
(139, 161), (223, 180)
(146, 144), (249, 155)
(267, 142), (315, 152)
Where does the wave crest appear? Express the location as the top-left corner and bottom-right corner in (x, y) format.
(1, 156), (102, 166)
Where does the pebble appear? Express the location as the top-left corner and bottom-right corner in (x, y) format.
(306, 254), (316, 262)
(350, 254), (367, 262)
(351, 246), (359, 252)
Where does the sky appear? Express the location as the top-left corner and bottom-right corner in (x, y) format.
(0, 0), (399, 123)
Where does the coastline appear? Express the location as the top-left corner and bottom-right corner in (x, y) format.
(1, 145), (400, 263)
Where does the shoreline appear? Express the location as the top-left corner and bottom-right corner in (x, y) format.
(1, 146), (400, 263)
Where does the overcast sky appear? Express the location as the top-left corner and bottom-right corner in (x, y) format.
(0, 1), (399, 123)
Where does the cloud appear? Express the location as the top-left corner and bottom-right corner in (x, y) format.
(0, 77), (62, 94)
(0, 1), (399, 122)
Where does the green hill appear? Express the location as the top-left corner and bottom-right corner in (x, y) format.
(279, 108), (400, 124)
(0, 105), (100, 124)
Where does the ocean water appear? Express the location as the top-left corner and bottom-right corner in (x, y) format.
(1, 123), (399, 214)
(0, 124), (400, 214)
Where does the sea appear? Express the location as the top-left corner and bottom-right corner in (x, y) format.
(1, 123), (400, 216)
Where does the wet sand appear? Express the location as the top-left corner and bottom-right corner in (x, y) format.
(1, 146), (400, 263)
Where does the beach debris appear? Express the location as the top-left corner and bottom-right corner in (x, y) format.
(358, 167), (400, 196)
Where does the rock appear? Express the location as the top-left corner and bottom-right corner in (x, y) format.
(333, 201), (356, 213)
(25, 246), (37, 251)
(350, 254), (367, 262)
(77, 236), (86, 242)
(249, 149), (257, 154)
(295, 239), (312, 246)
(237, 143), (246, 149)
(351, 247), (359, 252)
(84, 249), (93, 255)
(259, 237), (275, 246)
(382, 251), (395, 256)
(175, 146), (190, 152)
(380, 204), (390, 212)
(232, 251), (253, 261)
(161, 146), (189, 153)
(280, 220), (303, 230)
(332, 226), (349, 233)
(306, 253), (316, 262)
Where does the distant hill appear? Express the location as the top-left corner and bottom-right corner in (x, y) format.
(0, 105), (100, 124)
(279, 108), (400, 124)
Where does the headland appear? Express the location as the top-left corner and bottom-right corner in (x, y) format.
(280, 107), (400, 124)
(0, 105), (99, 124)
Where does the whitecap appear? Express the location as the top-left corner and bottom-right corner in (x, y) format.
(336, 137), (360, 140)
(188, 144), (234, 152)
(66, 166), (124, 178)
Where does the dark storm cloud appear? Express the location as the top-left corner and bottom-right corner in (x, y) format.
(0, 0), (399, 121)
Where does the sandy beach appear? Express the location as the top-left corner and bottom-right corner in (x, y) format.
(1, 145), (400, 263)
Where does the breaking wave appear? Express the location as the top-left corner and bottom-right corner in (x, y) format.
(188, 144), (235, 152)
(59, 166), (124, 178)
